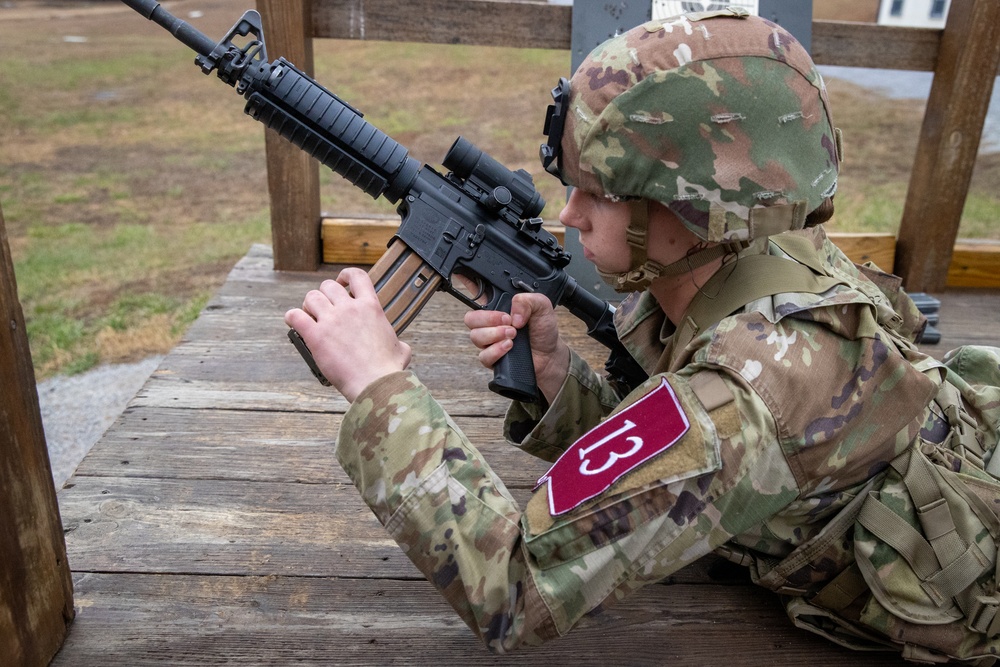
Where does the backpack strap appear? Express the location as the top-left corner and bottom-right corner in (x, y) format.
(755, 477), (877, 597)
(667, 251), (844, 368)
(857, 446), (1000, 635)
(770, 232), (830, 276)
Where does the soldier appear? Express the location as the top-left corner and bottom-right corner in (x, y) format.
(285, 8), (1000, 663)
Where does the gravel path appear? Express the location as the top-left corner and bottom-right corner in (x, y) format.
(37, 356), (162, 488)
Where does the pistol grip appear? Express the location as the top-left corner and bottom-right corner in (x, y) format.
(489, 324), (540, 403)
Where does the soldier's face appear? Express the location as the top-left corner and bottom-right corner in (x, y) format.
(559, 188), (633, 273)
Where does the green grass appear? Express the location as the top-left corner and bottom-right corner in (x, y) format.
(960, 192), (1000, 239)
(828, 176), (1000, 240)
(6, 49), (175, 90)
(12, 215), (269, 377)
(827, 183), (908, 235)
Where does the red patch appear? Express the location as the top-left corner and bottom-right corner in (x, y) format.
(536, 378), (690, 516)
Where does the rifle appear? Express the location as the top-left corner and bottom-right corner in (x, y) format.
(120, 0), (648, 402)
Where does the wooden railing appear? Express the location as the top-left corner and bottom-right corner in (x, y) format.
(257, 0), (1000, 292)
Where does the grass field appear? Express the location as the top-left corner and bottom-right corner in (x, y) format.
(1, 0), (997, 379)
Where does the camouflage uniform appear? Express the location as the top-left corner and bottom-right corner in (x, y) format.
(335, 10), (1000, 663)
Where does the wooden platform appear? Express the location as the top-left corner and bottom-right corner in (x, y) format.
(52, 245), (1000, 665)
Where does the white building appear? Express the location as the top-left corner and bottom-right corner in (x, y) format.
(878, 0), (950, 28)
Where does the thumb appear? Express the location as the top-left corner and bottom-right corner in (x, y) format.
(510, 292), (551, 329)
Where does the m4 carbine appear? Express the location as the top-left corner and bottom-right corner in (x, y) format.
(120, 0), (648, 402)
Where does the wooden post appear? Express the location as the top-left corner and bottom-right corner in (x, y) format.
(894, 0), (1000, 292)
(0, 204), (74, 665)
(257, 0), (322, 271)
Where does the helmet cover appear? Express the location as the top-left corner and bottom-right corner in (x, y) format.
(557, 9), (841, 243)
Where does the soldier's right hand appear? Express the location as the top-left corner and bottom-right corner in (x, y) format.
(464, 292), (569, 404)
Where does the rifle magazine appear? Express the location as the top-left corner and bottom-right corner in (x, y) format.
(370, 240), (443, 334)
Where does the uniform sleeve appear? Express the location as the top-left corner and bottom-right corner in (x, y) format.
(502, 349), (623, 462)
(335, 367), (800, 652)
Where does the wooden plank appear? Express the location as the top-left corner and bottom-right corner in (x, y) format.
(322, 216), (567, 265)
(0, 202), (74, 665)
(932, 288), (1000, 352)
(894, 0), (1000, 291)
(73, 407), (347, 484)
(73, 407), (551, 489)
(322, 215), (398, 264)
(129, 323), (509, 415)
(131, 342), (600, 418)
(63, 472), (691, 579)
(320, 221), (1000, 289)
(946, 241), (1000, 289)
(828, 232), (896, 271)
(309, 1), (940, 73)
(319, 220), (897, 275)
(257, 0), (322, 271)
(58, 476), (419, 578)
(312, 0), (573, 50)
(53, 572), (910, 666)
(811, 20), (940, 70)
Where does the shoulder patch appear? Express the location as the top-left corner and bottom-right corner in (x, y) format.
(536, 378), (690, 515)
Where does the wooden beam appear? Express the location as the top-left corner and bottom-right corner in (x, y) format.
(946, 241), (1000, 289)
(0, 202), (74, 665)
(322, 216), (566, 265)
(321, 221), (1000, 289)
(312, 0), (573, 49)
(321, 217), (894, 272)
(310, 1), (941, 72)
(322, 216), (398, 265)
(258, 0), (322, 271)
(894, 0), (1000, 291)
(324, 219), (896, 268)
(810, 20), (940, 70)
(826, 232), (896, 272)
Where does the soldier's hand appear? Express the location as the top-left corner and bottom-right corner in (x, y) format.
(285, 268), (411, 402)
(464, 292), (569, 404)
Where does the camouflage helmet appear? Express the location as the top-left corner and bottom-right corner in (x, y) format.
(543, 8), (842, 244)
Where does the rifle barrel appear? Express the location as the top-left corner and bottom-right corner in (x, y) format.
(120, 0), (217, 56)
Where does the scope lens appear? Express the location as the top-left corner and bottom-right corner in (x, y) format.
(443, 136), (479, 179)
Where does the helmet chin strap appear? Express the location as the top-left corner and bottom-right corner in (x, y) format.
(596, 199), (750, 293)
